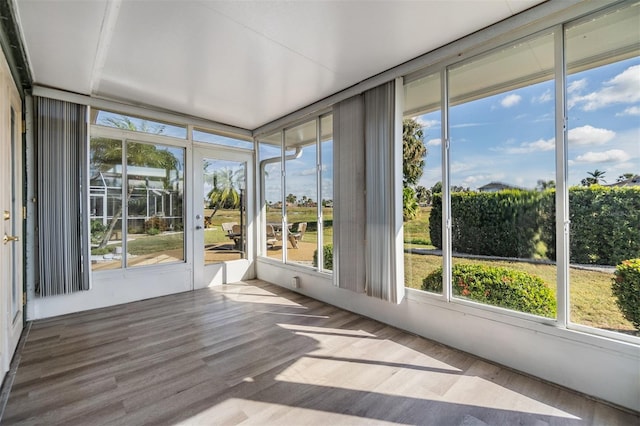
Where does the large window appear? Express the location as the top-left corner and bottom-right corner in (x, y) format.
(448, 31), (557, 318)
(260, 133), (284, 262)
(285, 120), (318, 266)
(403, 2), (639, 340)
(565, 5), (639, 335)
(90, 137), (185, 271)
(258, 114), (333, 272)
(403, 72), (442, 292)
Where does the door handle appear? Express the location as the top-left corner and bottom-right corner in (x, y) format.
(195, 225), (203, 230)
(3, 234), (19, 244)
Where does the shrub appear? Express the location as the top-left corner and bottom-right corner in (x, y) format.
(612, 258), (640, 331)
(91, 247), (112, 255)
(146, 227), (160, 236)
(313, 244), (333, 270)
(422, 264), (556, 317)
(403, 186), (419, 221)
(429, 190), (543, 258)
(540, 186), (640, 265)
(429, 193), (443, 248)
(431, 186), (640, 265)
(145, 216), (167, 232)
(90, 220), (106, 233)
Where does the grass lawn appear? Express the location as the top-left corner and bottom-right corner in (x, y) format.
(404, 206), (432, 246)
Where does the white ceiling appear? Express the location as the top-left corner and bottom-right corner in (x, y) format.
(15, 0), (544, 130)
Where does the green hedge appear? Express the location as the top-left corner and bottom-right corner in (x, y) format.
(612, 258), (640, 331)
(422, 264), (556, 317)
(429, 193), (443, 248)
(301, 220), (333, 232)
(429, 190), (543, 258)
(313, 244), (333, 270)
(540, 187), (640, 265)
(430, 186), (640, 265)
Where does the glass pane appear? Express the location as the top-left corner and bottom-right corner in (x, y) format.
(566, 4), (640, 335)
(260, 137), (283, 261)
(285, 120), (317, 267)
(403, 73), (442, 293)
(89, 137), (123, 271)
(448, 32), (557, 318)
(320, 115), (334, 272)
(94, 110), (187, 139)
(126, 141), (185, 267)
(202, 158), (247, 264)
(193, 129), (254, 150)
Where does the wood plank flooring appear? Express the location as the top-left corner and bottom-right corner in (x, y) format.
(2, 280), (638, 425)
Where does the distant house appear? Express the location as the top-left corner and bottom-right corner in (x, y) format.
(607, 175), (640, 187)
(478, 182), (521, 192)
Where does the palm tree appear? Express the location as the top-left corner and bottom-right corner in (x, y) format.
(91, 117), (179, 249)
(536, 179), (555, 191)
(581, 169), (606, 186)
(206, 167), (243, 222)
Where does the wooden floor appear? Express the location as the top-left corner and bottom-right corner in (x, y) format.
(2, 280), (637, 426)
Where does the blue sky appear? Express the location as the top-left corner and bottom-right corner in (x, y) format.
(420, 57), (639, 191)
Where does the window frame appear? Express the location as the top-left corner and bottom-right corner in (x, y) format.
(401, 3), (640, 345)
(89, 124), (189, 273)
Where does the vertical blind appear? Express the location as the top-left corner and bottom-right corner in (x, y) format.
(36, 97), (90, 296)
(364, 80), (404, 303)
(332, 81), (405, 303)
(333, 95), (366, 293)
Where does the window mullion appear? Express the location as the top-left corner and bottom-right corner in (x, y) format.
(554, 25), (569, 328)
(441, 67), (452, 303)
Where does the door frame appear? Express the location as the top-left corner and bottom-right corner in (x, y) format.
(193, 145), (254, 289)
(1, 48), (23, 380)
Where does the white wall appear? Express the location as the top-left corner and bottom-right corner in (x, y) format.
(27, 264), (192, 319)
(256, 259), (640, 412)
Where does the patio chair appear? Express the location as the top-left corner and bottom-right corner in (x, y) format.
(266, 224), (281, 249)
(288, 222), (307, 249)
(230, 224), (243, 250)
(221, 222), (237, 235)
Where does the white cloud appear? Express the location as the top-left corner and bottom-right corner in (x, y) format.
(568, 78), (587, 94)
(451, 161), (474, 173)
(426, 138), (441, 146)
(415, 117), (440, 129)
(616, 106), (640, 116)
(568, 125), (615, 146)
(533, 113), (553, 123)
(300, 167), (317, 176)
(574, 149), (630, 164)
(532, 89), (552, 104)
(571, 65), (640, 111)
(501, 94), (522, 108)
(505, 138), (555, 154)
(451, 122), (486, 129)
